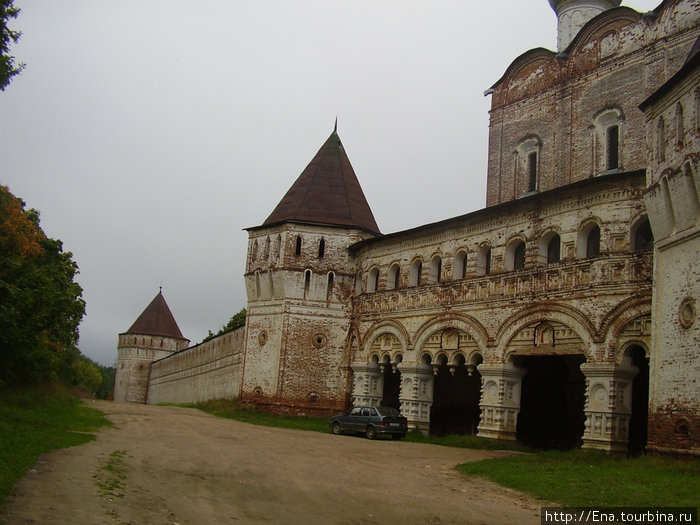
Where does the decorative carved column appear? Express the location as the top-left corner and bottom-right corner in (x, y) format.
(350, 362), (383, 407)
(397, 363), (434, 433)
(477, 363), (527, 441)
(581, 361), (638, 452)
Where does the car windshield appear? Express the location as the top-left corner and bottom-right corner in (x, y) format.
(377, 407), (401, 417)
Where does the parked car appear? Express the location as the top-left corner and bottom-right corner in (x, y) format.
(329, 405), (408, 440)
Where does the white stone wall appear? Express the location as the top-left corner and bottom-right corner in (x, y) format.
(147, 328), (245, 405)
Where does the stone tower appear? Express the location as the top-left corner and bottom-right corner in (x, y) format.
(548, 0), (622, 51)
(241, 125), (380, 413)
(114, 290), (190, 403)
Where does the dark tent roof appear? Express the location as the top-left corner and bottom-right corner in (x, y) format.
(256, 129), (380, 234)
(122, 291), (186, 340)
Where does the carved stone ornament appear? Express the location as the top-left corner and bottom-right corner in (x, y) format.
(258, 331), (268, 346)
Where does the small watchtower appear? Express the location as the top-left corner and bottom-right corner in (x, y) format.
(114, 290), (190, 403)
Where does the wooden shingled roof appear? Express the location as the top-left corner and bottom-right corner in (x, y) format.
(257, 129), (380, 234)
(122, 291), (187, 340)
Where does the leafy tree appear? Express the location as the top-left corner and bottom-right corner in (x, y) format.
(0, 186), (86, 386)
(0, 0), (24, 90)
(202, 308), (246, 343)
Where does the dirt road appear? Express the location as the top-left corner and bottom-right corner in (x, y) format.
(3, 401), (544, 524)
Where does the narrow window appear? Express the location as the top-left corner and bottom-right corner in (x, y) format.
(547, 234), (561, 264)
(264, 237), (270, 259)
(454, 251), (467, 280)
(304, 270), (311, 299)
(656, 118), (665, 162)
(485, 249), (491, 275)
(295, 235), (302, 256)
(606, 125), (619, 170)
(676, 102), (684, 147)
(318, 238), (325, 258)
(513, 242), (526, 270)
(527, 151), (537, 192)
(327, 272), (334, 301)
(586, 225), (601, 258)
(274, 235), (281, 259)
(252, 240), (259, 261)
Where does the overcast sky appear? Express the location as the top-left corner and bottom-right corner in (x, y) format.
(1, 0), (662, 366)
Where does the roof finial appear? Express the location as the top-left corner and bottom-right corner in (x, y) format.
(159, 281), (163, 295)
(334, 117), (338, 133)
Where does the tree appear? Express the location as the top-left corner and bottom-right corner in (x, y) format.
(0, 186), (86, 386)
(1, 0), (23, 90)
(202, 308), (246, 342)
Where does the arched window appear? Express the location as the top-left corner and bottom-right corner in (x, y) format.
(477, 245), (492, 276)
(252, 240), (259, 261)
(318, 238), (325, 258)
(516, 136), (541, 195)
(506, 239), (526, 271)
(264, 237), (270, 259)
(453, 250), (467, 280)
(368, 267), (379, 292)
(274, 235), (281, 259)
(295, 235), (302, 256)
(388, 263), (400, 290)
(409, 259), (423, 286)
(547, 234), (561, 263)
(430, 255), (442, 283)
(355, 272), (363, 295)
(586, 226), (601, 258)
(593, 108), (623, 174)
(632, 218), (654, 251)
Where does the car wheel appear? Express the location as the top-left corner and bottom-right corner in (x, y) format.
(365, 426), (376, 440)
(332, 422), (342, 435)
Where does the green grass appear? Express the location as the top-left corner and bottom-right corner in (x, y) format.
(0, 384), (112, 508)
(184, 398), (330, 432)
(457, 448), (700, 507)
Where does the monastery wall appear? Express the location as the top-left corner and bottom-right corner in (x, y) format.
(147, 327), (245, 405)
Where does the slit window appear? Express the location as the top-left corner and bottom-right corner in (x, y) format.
(606, 125), (619, 170)
(527, 152), (537, 192)
(295, 236), (302, 256)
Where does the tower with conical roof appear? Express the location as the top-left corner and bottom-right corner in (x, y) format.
(241, 125), (379, 413)
(114, 290), (190, 403)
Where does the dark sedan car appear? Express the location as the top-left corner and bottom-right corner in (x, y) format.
(329, 405), (408, 439)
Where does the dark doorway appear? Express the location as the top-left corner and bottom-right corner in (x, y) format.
(381, 364), (401, 410)
(429, 361), (482, 436)
(516, 354), (586, 449)
(627, 346), (649, 457)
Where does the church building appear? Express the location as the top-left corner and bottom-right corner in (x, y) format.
(114, 0), (700, 455)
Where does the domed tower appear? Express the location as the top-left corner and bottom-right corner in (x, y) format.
(549, 0), (622, 51)
(114, 290), (190, 403)
(242, 124), (380, 413)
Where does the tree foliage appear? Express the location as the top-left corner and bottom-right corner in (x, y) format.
(0, 0), (24, 90)
(0, 186), (86, 386)
(202, 308), (246, 343)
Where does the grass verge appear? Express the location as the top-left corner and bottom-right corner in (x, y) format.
(0, 384), (112, 509)
(456, 448), (700, 507)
